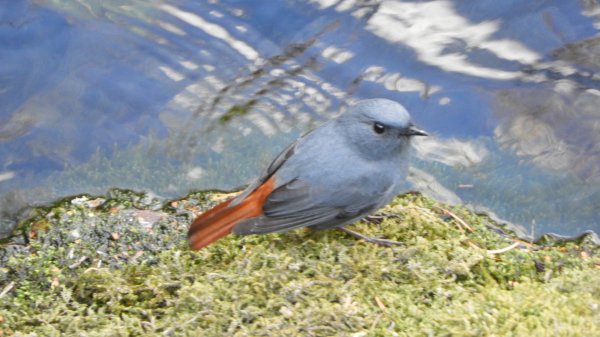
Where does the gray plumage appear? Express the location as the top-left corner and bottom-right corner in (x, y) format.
(231, 98), (427, 235)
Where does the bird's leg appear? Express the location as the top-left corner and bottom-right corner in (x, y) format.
(363, 214), (385, 224)
(337, 227), (403, 247)
(363, 212), (402, 224)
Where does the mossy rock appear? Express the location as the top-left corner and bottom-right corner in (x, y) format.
(0, 190), (598, 336)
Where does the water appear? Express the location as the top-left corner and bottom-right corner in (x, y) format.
(1, 0), (600, 240)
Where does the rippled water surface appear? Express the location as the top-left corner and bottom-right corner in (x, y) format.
(2, 0), (600, 239)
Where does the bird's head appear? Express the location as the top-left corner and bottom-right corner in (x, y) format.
(336, 98), (427, 160)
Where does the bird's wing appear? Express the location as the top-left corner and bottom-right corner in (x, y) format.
(232, 177), (390, 235)
(229, 136), (302, 206)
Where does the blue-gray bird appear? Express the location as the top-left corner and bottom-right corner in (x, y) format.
(188, 98), (428, 250)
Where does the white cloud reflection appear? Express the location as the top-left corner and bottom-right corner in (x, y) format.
(0, 171), (15, 183)
(310, 0), (542, 80)
(362, 66), (440, 96)
(412, 136), (489, 168)
(321, 45), (354, 64)
(366, 1), (540, 79)
(159, 4), (261, 62)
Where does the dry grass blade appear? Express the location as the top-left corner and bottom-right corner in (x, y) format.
(0, 281), (15, 298)
(434, 206), (474, 232)
(374, 296), (387, 312)
(487, 242), (521, 255)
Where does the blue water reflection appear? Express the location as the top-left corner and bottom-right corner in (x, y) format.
(1, 0), (599, 239)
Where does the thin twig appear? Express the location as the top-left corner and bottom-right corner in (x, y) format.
(487, 242), (520, 255)
(467, 241), (482, 250)
(0, 281), (15, 298)
(506, 237), (536, 248)
(435, 206), (474, 232)
(69, 256), (88, 269)
(374, 296), (387, 312)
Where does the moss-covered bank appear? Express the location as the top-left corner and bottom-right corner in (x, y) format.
(0, 190), (599, 336)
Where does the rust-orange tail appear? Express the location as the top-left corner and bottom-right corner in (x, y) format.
(188, 177), (275, 250)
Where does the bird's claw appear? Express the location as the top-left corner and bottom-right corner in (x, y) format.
(338, 227), (403, 247)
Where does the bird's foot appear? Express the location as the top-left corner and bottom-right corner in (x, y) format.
(363, 213), (401, 225)
(338, 227), (403, 247)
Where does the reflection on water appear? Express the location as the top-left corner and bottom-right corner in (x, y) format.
(495, 86), (600, 182)
(366, 1), (540, 80)
(1, 0), (600, 239)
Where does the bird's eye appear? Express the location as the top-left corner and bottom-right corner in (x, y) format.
(373, 122), (385, 134)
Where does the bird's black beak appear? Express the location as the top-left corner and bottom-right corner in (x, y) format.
(406, 125), (428, 136)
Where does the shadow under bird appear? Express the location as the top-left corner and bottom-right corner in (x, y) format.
(188, 98), (428, 250)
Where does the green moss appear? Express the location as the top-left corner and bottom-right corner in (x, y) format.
(0, 190), (598, 336)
